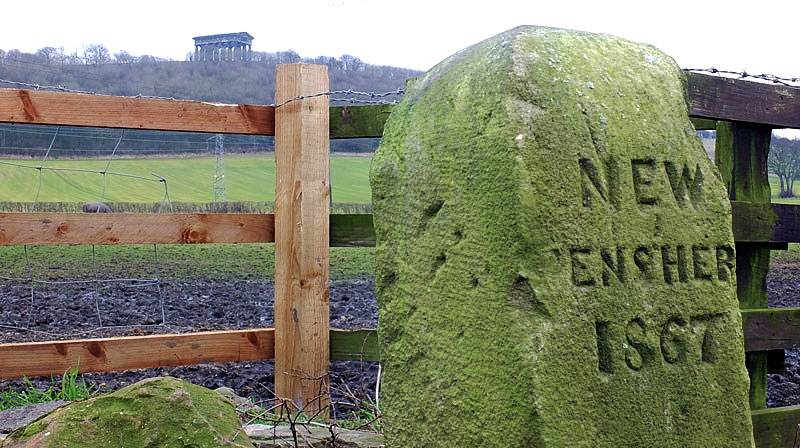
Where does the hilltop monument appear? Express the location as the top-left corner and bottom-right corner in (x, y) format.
(371, 26), (754, 447)
(193, 32), (253, 62)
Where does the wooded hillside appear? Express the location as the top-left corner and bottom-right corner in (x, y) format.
(0, 47), (421, 155)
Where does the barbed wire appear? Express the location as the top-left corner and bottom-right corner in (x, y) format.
(0, 78), (98, 95)
(683, 68), (800, 88)
(0, 77), (405, 107)
(0, 76), (400, 339)
(274, 88), (404, 107)
(0, 124), (175, 339)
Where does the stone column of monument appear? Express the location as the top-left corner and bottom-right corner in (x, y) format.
(371, 25), (755, 448)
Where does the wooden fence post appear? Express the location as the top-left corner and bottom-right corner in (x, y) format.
(714, 121), (773, 410)
(274, 63), (330, 416)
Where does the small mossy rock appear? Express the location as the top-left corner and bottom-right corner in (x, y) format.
(2, 377), (253, 448)
(371, 26), (754, 447)
(215, 387), (260, 414)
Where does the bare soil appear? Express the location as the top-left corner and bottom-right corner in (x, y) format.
(3, 256), (799, 412)
(766, 257), (800, 408)
(0, 278), (378, 415)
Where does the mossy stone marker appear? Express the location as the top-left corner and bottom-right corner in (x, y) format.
(2, 377), (252, 447)
(371, 26), (754, 447)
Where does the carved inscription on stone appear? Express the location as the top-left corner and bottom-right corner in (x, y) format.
(574, 154), (735, 376)
(595, 314), (725, 374)
(573, 156), (734, 287)
(580, 157), (705, 209)
(568, 244), (734, 287)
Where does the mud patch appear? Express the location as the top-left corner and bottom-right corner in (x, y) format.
(0, 278), (378, 415)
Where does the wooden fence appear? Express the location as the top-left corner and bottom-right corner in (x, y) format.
(0, 65), (798, 445)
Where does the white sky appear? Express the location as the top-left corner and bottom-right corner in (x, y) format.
(2, 0), (796, 74)
(2, 0), (799, 135)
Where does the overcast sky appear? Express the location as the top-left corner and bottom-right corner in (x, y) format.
(2, 0), (798, 136)
(2, 0), (797, 75)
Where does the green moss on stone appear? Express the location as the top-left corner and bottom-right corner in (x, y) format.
(14, 419), (47, 441)
(371, 26), (754, 448)
(1, 377), (252, 448)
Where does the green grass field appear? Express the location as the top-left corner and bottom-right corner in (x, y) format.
(14, 152), (796, 207)
(769, 175), (800, 205)
(0, 243), (374, 281)
(0, 153), (373, 204)
(0, 153), (377, 280)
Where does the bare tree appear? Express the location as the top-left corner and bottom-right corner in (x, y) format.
(768, 136), (800, 198)
(35, 47), (59, 64)
(83, 44), (110, 65)
(114, 50), (137, 64)
(339, 54), (364, 71)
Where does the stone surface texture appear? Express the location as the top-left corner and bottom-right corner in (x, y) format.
(1, 376), (252, 447)
(0, 401), (68, 435)
(370, 26), (754, 447)
(246, 424), (384, 447)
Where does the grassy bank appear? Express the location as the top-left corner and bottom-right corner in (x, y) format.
(0, 153), (377, 281)
(0, 153), (373, 204)
(770, 175), (800, 205)
(0, 244), (375, 282)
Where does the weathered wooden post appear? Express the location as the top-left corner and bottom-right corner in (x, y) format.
(714, 121), (773, 410)
(274, 63), (330, 416)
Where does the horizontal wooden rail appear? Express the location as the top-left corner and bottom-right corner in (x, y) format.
(330, 104), (393, 139)
(8, 315), (782, 377)
(0, 329), (275, 379)
(689, 117), (717, 131)
(751, 405), (800, 448)
(329, 73), (800, 140)
(0, 204), (789, 247)
(731, 202), (800, 243)
(330, 214), (375, 246)
(0, 213), (376, 247)
(4, 71), (783, 142)
(330, 328), (379, 361)
(742, 307), (800, 352)
(0, 328), (377, 379)
(0, 213), (275, 245)
(0, 88), (275, 135)
(0, 201), (780, 247)
(686, 71), (800, 129)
